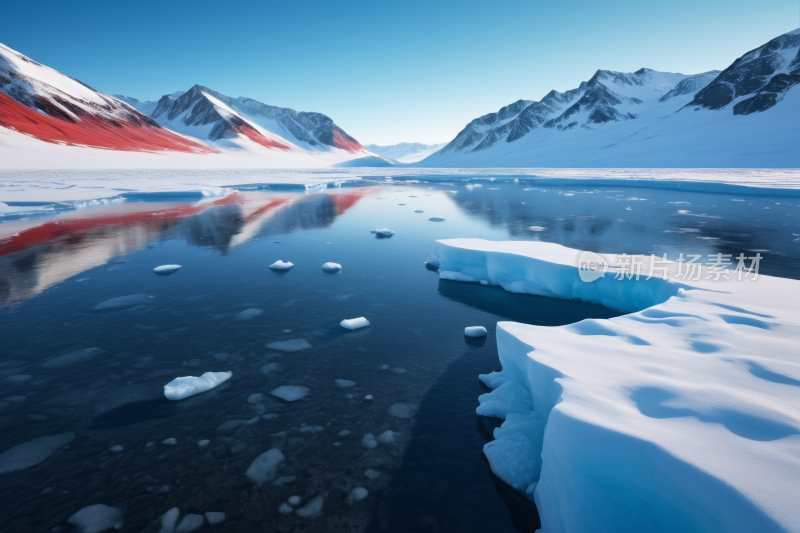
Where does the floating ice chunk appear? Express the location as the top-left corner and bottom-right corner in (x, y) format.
(245, 448), (285, 485)
(175, 514), (204, 533)
(67, 504), (123, 533)
(159, 507), (180, 533)
(109, 445), (123, 452)
(270, 385), (310, 402)
(154, 265), (181, 275)
(278, 503), (293, 515)
(0, 432), (75, 473)
(371, 228), (394, 236)
(377, 431), (398, 445)
(163, 438), (177, 445)
(41, 347), (104, 368)
(362, 433), (378, 449)
(295, 496), (324, 518)
(428, 217), (445, 222)
(274, 475), (296, 485)
(164, 371), (232, 400)
(282, 328), (292, 333)
(288, 495), (302, 506)
(198, 440), (210, 447)
(269, 260), (294, 270)
(213, 352), (229, 361)
(464, 326), (488, 337)
(387, 403), (418, 419)
(365, 395), (373, 400)
(390, 368), (406, 374)
(335, 379), (356, 388)
(205, 512), (225, 526)
(340, 317), (370, 330)
(235, 308), (263, 320)
(261, 363), (282, 375)
(364, 469), (381, 480)
(338, 430), (351, 436)
(346, 487), (369, 505)
(91, 294), (153, 311)
(414, 210), (424, 213)
(266, 339), (311, 352)
(248, 393), (264, 404)
(322, 262), (342, 272)
(380, 365), (389, 370)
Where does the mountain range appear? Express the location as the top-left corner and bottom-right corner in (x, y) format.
(420, 29), (800, 167)
(1, 28), (799, 168)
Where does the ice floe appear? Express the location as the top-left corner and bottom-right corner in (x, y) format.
(346, 487), (369, 505)
(371, 228), (394, 236)
(153, 264), (182, 275)
(430, 237), (800, 532)
(340, 317), (370, 330)
(361, 433), (378, 449)
(387, 403), (417, 419)
(205, 512), (224, 526)
(266, 339), (311, 351)
(41, 347), (104, 368)
(163, 371), (232, 400)
(91, 294), (153, 311)
(322, 262), (342, 271)
(464, 326), (487, 337)
(245, 448), (285, 485)
(175, 514), (204, 533)
(67, 504), (123, 533)
(270, 385), (309, 401)
(295, 496), (324, 518)
(0, 432), (75, 473)
(235, 308), (263, 320)
(269, 260), (294, 270)
(335, 379), (356, 388)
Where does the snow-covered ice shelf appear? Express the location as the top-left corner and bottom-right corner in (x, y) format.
(429, 238), (800, 533)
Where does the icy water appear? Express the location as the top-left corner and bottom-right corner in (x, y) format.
(1, 180), (798, 533)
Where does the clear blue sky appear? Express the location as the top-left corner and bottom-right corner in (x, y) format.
(2, 0), (797, 145)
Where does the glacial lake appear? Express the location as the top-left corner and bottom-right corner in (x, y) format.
(1, 179), (797, 532)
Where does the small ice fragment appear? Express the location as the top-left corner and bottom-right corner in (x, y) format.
(295, 496), (324, 518)
(365, 395), (373, 400)
(282, 329), (292, 333)
(175, 514), (204, 533)
(0, 432), (75, 473)
(235, 308), (263, 320)
(248, 393), (265, 404)
(381, 365), (389, 370)
(91, 294), (153, 311)
(340, 317), (370, 330)
(362, 433), (378, 449)
(372, 228), (394, 236)
(159, 507), (179, 533)
(333, 442), (341, 446)
(109, 445), (123, 452)
(153, 265), (181, 275)
(322, 262), (342, 272)
(246, 448), (285, 485)
(67, 504), (123, 533)
(269, 260), (294, 270)
(213, 352), (229, 361)
(278, 503), (293, 514)
(288, 495), (302, 506)
(364, 469), (381, 480)
(261, 363), (282, 375)
(338, 430), (351, 436)
(266, 339), (311, 352)
(270, 385), (310, 401)
(346, 487), (369, 505)
(464, 326), (488, 337)
(390, 368), (406, 374)
(377, 431), (397, 445)
(428, 217), (445, 222)
(387, 403), (418, 419)
(198, 440), (210, 447)
(414, 210), (424, 213)
(205, 512), (225, 526)
(335, 379), (356, 388)
(145, 442), (155, 448)
(164, 371), (232, 400)
(163, 438), (177, 445)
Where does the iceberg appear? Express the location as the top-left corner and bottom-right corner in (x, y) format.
(340, 317), (370, 330)
(464, 326), (487, 337)
(153, 264), (181, 275)
(429, 238), (800, 532)
(322, 262), (342, 272)
(269, 260), (294, 270)
(163, 371), (232, 400)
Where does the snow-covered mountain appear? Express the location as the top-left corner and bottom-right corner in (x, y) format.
(112, 91), (184, 116)
(148, 85), (367, 156)
(422, 29), (800, 167)
(0, 43), (214, 154)
(365, 142), (446, 163)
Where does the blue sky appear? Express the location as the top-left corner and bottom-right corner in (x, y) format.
(3, 0), (797, 145)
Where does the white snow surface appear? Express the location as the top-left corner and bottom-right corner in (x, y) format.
(67, 504), (124, 533)
(163, 371), (232, 400)
(269, 260), (294, 270)
(0, 433), (75, 474)
(340, 317), (370, 330)
(430, 238), (800, 533)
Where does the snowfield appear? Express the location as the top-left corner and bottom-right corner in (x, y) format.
(429, 238), (800, 533)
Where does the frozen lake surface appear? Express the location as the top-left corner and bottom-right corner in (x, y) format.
(0, 179), (798, 532)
